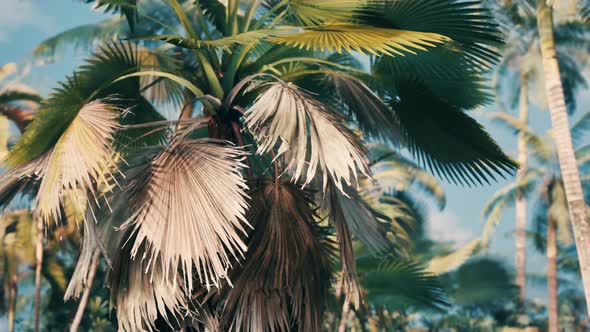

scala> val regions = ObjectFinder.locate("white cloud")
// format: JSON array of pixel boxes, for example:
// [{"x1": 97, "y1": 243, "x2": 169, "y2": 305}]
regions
[
  {"x1": 427, "y1": 210, "x2": 475, "y2": 247},
  {"x1": 0, "y1": 0, "x2": 55, "y2": 41}
]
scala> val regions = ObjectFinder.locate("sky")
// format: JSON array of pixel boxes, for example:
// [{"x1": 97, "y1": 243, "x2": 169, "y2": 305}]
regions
[{"x1": 2, "y1": 0, "x2": 587, "y2": 305}]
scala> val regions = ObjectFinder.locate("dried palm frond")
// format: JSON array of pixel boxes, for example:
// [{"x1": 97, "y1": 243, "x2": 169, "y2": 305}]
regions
[
  {"x1": 0, "y1": 100, "x2": 120, "y2": 224},
  {"x1": 34, "y1": 100, "x2": 120, "y2": 223},
  {"x1": 221, "y1": 179, "x2": 332, "y2": 332},
  {"x1": 120, "y1": 138, "x2": 250, "y2": 290},
  {"x1": 245, "y1": 80, "x2": 369, "y2": 192},
  {"x1": 110, "y1": 241, "x2": 191, "y2": 332},
  {"x1": 325, "y1": 183, "x2": 361, "y2": 309}
]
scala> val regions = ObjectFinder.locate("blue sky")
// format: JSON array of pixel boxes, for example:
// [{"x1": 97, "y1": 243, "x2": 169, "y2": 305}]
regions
[{"x1": 2, "y1": 0, "x2": 587, "y2": 304}]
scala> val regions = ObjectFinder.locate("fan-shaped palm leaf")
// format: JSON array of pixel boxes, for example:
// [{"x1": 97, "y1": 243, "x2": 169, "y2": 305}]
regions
[
  {"x1": 120, "y1": 138, "x2": 249, "y2": 290},
  {"x1": 245, "y1": 80, "x2": 369, "y2": 191},
  {"x1": 269, "y1": 24, "x2": 449, "y2": 56},
  {"x1": 134, "y1": 28, "x2": 293, "y2": 50},
  {"x1": 328, "y1": 74, "x2": 405, "y2": 144},
  {"x1": 110, "y1": 242, "x2": 191, "y2": 332},
  {"x1": 221, "y1": 180, "x2": 332, "y2": 332},
  {"x1": 267, "y1": 0, "x2": 364, "y2": 26},
  {"x1": 85, "y1": 0, "x2": 138, "y2": 32},
  {"x1": 0, "y1": 100, "x2": 120, "y2": 224},
  {"x1": 356, "y1": 256, "x2": 449, "y2": 310}
]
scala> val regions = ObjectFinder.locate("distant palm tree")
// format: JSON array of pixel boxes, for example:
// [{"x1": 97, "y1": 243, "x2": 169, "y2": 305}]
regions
[
  {"x1": 489, "y1": 0, "x2": 589, "y2": 310},
  {"x1": 2, "y1": 1, "x2": 516, "y2": 330},
  {"x1": 535, "y1": 1, "x2": 590, "y2": 321},
  {"x1": 483, "y1": 112, "x2": 590, "y2": 331}
]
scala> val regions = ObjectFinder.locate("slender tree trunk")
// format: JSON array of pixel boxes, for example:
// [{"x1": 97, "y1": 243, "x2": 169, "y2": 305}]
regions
[
  {"x1": 547, "y1": 219, "x2": 559, "y2": 332},
  {"x1": 515, "y1": 74, "x2": 529, "y2": 311},
  {"x1": 7, "y1": 271, "x2": 18, "y2": 332},
  {"x1": 338, "y1": 302, "x2": 351, "y2": 332},
  {"x1": 70, "y1": 249, "x2": 101, "y2": 332},
  {"x1": 537, "y1": 0, "x2": 590, "y2": 317},
  {"x1": 33, "y1": 218, "x2": 44, "y2": 332}
]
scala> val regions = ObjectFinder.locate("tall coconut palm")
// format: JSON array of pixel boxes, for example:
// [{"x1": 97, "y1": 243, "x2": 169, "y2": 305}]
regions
[
  {"x1": 0, "y1": 63, "x2": 43, "y2": 331},
  {"x1": 488, "y1": 0, "x2": 589, "y2": 309},
  {"x1": 535, "y1": 0, "x2": 590, "y2": 316},
  {"x1": 3, "y1": 1, "x2": 516, "y2": 330},
  {"x1": 482, "y1": 111, "x2": 590, "y2": 331}
]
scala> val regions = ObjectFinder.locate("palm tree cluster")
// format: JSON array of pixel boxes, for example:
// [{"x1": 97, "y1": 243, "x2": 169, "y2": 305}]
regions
[{"x1": 6, "y1": 0, "x2": 590, "y2": 331}]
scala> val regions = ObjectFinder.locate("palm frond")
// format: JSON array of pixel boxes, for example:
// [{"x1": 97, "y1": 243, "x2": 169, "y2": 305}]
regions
[
  {"x1": 357, "y1": 0, "x2": 503, "y2": 68},
  {"x1": 267, "y1": 0, "x2": 364, "y2": 26},
  {"x1": 221, "y1": 180, "x2": 332, "y2": 332},
  {"x1": 135, "y1": 28, "x2": 292, "y2": 50},
  {"x1": 481, "y1": 168, "x2": 542, "y2": 244},
  {"x1": 328, "y1": 74, "x2": 405, "y2": 144},
  {"x1": 85, "y1": 0, "x2": 138, "y2": 32},
  {"x1": 0, "y1": 63, "x2": 17, "y2": 82},
  {"x1": 326, "y1": 182, "x2": 393, "y2": 255},
  {"x1": 30, "y1": 17, "x2": 127, "y2": 64},
  {"x1": 245, "y1": 80, "x2": 369, "y2": 192},
  {"x1": 369, "y1": 147, "x2": 446, "y2": 210},
  {"x1": 572, "y1": 111, "x2": 590, "y2": 145},
  {"x1": 120, "y1": 138, "x2": 249, "y2": 290},
  {"x1": 446, "y1": 258, "x2": 517, "y2": 307},
  {"x1": 388, "y1": 79, "x2": 516, "y2": 185},
  {"x1": 0, "y1": 84, "x2": 41, "y2": 105},
  {"x1": 426, "y1": 239, "x2": 482, "y2": 275},
  {"x1": 110, "y1": 242, "x2": 191, "y2": 332},
  {"x1": 0, "y1": 100, "x2": 120, "y2": 225},
  {"x1": 269, "y1": 24, "x2": 449, "y2": 56},
  {"x1": 356, "y1": 256, "x2": 449, "y2": 310}
]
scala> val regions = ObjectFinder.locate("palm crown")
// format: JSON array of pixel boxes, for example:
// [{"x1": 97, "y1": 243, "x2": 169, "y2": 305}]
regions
[{"x1": 1, "y1": 0, "x2": 517, "y2": 331}]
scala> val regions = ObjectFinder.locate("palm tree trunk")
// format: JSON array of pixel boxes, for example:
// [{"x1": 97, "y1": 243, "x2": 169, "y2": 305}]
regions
[
  {"x1": 7, "y1": 271, "x2": 18, "y2": 332},
  {"x1": 537, "y1": 0, "x2": 590, "y2": 317},
  {"x1": 515, "y1": 74, "x2": 529, "y2": 311},
  {"x1": 547, "y1": 219, "x2": 559, "y2": 332},
  {"x1": 70, "y1": 248, "x2": 100, "y2": 332},
  {"x1": 33, "y1": 218, "x2": 44, "y2": 332}
]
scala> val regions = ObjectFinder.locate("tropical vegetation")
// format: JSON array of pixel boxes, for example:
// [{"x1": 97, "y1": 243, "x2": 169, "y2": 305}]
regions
[{"x1": 0, "y1": 0, "x2": 588, "y2": 331}]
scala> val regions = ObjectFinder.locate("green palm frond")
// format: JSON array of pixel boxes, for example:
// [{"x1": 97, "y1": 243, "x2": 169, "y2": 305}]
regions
[
  {"x1": 222, "y1": 180, "x2": 332, "y2": 332},
  {"x1": 266, "y1": 0, "x2": 364, "y2": 26},
  {"x1": 427, "y1": 239, "x2": 482, "y2": 275},
  {"x1": 30, "y1": 17, "x2": 127, "y2": 64},
  {"x1": 0, "y1": 86, "x2": 42, "y2": 105},
  {"x1": 445, "y1": 258, "x2": 517, "y2": 307},
  {"x1": 481, "y1": 168, "x2": 542, "y2": 244},
  {"x1": 328, "y1": 74, "x2": 405, "y2": 144},
  {"x1": 85, "y1": 0, "x2": 138, "y2": 32},
  {"x1": 356, "y1": 256, "x2": 449, "y2": 311},
  {"x1": 572, "y1": 111, "x2": 590, "y2": 145},
  {"x1": 269, "y1": 24, "x2": 449, "y2": 56},
  {"x1": 385, "y1": 79, "x2": 516, "y2": 185},
  {"x1": 357, "y1": 0, "x2": 503, "y2": 67},
  {"x1": 197, "y1": 0, "x2": 227, "y2": 34},
  {"x1": 134, "y1": 28, "x2": 292, "y2": 50},
  {"x1": 325, "y1": 181, "x2": 393, "y2": 257},
  {"x1": 369, "y1": 147, "x2": 446, "y2": 210},
  {"x1": 10, "y1": 43, "x2": 167, "y2": 167}
]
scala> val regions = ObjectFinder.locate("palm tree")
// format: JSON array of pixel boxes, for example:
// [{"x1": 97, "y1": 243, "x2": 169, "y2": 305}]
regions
[
  {"x1": 3, "y1": 1, "x2": 516, "y2": 330},
  {"x1": 0, "y1": 63, "x2": 44, "y2": 331},
  {"x1": 535, "y1": 0, "x2": 590, "y2": 316},
  {"x1": 483, "y1": 111, "x2": 590, "y2": 331},
  {"x1": 489, "y1": 0, "x2": 589, "y2": 310}
]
